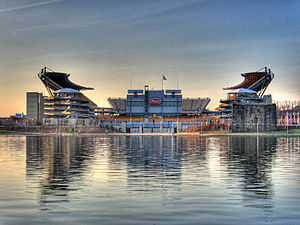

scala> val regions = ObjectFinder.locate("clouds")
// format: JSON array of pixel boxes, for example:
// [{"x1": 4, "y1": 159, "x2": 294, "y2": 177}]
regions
[
  {"x1": 0, "y1": 0, "x2": 65, "y2": 13},
  {"x1": 0, "y1": 0, "x2": 299, "y2": 115},
  {"x1": 1, "y1": 0, "x2": 299, "y2": 68}
]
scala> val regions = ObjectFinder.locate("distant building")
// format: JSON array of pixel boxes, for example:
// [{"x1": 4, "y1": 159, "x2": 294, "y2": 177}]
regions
[
  {"x1": 26, "y1": 92, "x2": 44, "y2": 122},
  {"x1": 276, "y1": 101, "x2": 300, "y2": 126}
]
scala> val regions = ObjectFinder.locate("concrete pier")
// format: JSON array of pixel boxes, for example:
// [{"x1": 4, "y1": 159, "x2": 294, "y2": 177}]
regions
[{"x1": 232, "y1": 103, "x2": 277, "y2": 132}]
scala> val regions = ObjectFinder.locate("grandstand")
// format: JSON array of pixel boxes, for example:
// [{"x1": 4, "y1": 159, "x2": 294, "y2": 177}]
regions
[
  {"x1": 218, "y1": 67, "x2": 275, "y2": 117},
  {"x1": 44, "y1": 88, "x2": 96, "y2": 118},
  {"x1": 182, "y1": 98, "x2": 210, "y2": 115},
  {"x1": 107, "y1": 98, "x2": 126, "y2": 115},
  {"x1": 37, "y1": 67, "x2": 98, "y2": 119}
]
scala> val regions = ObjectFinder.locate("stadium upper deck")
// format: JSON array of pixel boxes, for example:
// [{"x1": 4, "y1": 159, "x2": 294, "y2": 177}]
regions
[
  {"x1": 218, "y1": 67, "x2": 275, "y2": 117},
  {"x1": 37, "y1": 67, "x2": 98, "y2": 118}
]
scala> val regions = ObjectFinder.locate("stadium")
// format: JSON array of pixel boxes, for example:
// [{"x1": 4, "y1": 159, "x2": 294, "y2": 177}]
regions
[
  {"x1": 22, "y1": 66, "x2": 281, "y2": 133},
  {"x1": 28, "y1": 67, "x2": 211, "y2": 120}
]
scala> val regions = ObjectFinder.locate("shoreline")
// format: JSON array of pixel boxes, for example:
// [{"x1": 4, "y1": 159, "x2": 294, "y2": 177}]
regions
[{"x1": 0, "y1": 130, "x2": 299, "y2": 137}]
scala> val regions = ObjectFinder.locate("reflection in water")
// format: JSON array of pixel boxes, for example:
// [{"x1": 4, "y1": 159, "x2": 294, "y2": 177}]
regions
[
  {"x1": 25, "y1": 135, "x2": 279, "y2": 211},
  {"x1": 125, "y1": 136, "x2": 182, "y2": 196},
  {"x1": 26, "y1": 136, "x2": 97, "y2": 209},
  {"x1": 227, "y1": 136, "x2": 277, "y2": 210},
  {"x1": 21, "y1": 135, "x2": 300, "y2": 224}
]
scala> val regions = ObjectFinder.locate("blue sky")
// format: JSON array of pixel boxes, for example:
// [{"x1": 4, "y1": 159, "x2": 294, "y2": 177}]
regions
[{"x1": 0, "y1": 0, "x2": 299, "y2": 116}]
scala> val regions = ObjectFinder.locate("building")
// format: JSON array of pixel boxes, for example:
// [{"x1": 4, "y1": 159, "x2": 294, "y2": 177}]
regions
[
  {"x1": 36, "y1": 67, "x2": 98, "y2": 119},
  {"x1": 108, "y1": 85, "x2": 210, "y2": 117},
  {"x1": 217, "y1": 67, "x2": 275, "y2": 117},
  {"x1": 216, "y1": 67, "x2": 277, "y2": 132},
  {"x1": 44, "y1": 88, "x2": 96, "y2": 118},
  {"x1": 126, "y1": 86, "x2": 182, "y2": 117},
  {"x1": 33, "y1": 68, "x2": 210, "y2": 119},
  {"x1": 276, "y1": 101, "x2": 300, "y2": 126},
  {"x1": 26, "y1": 92, "x2": 44, "y2": 122}
]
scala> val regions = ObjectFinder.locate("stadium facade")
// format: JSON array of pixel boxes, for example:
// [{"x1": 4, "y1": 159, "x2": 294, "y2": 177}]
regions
[
  {"x1": 108, "y1": 85, "x2": 210, "y2": 117},
  {"x1": 43, "y1": 88, "x2": 97, "y2": 118},
  {"x1": 23, "y1": 66, "x2": 279, "y2": 133}
]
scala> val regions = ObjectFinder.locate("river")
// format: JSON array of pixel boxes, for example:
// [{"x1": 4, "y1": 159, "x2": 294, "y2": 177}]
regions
[{"x1": 0, "y1": 135, "x2": 299, "y2": 225}]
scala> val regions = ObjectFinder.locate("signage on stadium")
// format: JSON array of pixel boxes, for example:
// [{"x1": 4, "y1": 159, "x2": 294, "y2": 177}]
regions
[{"x1": 149, "y1": 98, "x2": 161, "y2": 106}]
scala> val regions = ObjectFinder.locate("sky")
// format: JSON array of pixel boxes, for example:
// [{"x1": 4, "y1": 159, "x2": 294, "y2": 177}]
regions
[{"x1": 0, "y1": 0, "x2": 299, "y2": 116}]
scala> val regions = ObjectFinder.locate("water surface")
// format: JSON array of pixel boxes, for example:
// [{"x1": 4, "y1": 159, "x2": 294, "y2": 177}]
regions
[{"x1": 0, "y1": 135, "x2": 299, "y2": 225}]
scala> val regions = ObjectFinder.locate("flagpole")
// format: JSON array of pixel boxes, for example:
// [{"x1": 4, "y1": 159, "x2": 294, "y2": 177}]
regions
[{"x1": 162, "y1": 75, "x2": 167, "y2": 90}]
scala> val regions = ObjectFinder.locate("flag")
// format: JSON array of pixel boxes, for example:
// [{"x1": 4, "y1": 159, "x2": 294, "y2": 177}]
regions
[{"x1": 162, "y1": 75, "x2": 167, "y2": 80}]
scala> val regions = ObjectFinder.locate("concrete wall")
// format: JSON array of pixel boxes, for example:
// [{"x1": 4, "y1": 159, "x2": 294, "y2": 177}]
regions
[{"x1": 232, "y1": 103, "x2": 277, "y2": 132}]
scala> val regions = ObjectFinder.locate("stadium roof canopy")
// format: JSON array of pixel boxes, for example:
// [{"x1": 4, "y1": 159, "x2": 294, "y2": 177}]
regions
[
  {"x1": 224, "y1": 72, "x2": 266, "y2": 90},
  {"x1": 223, "y1": 67, "x2": 274, "y2": 97},
  {"x1": 38, "y1": 67, "x2": 93, "y2": 96}
]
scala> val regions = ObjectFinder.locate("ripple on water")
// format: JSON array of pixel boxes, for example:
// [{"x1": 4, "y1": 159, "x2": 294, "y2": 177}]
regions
[{"x1": 0, "y1": 135, "x2": 299, "y2": 224}]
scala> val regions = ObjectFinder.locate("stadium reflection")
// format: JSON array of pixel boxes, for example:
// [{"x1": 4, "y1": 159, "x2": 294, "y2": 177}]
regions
[
  {"x1": 26, "y1": 136, "x2": 97, "y2": 209},
  {"x1": 226, "y1": 136, "x2": 277, "y2": 210},
  {"x1": 124, "y1": 136, "x2": 183, "y2": 195},
  {"x1": 25, "y1": 135, "x2": 278, "y2": 212}
]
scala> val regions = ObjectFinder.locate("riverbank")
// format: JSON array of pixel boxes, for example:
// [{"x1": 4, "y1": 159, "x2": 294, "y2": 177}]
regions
[{"x1": 1, "y1": 129, "x2": 300, "y2": 137}]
